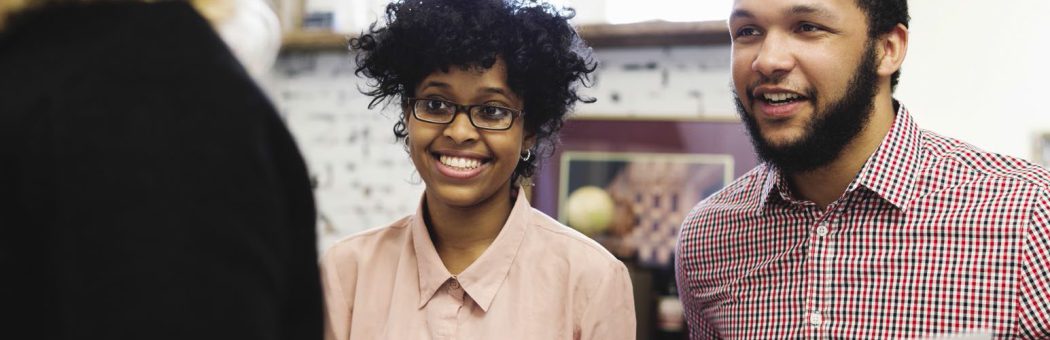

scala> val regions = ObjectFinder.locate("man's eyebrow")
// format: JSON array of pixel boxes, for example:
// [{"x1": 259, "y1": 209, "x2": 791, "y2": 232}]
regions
[
  {"x1": 729, "y1": 5, "x2": 840, "y2": 22},
  {"x1": 788, "y1": 4, "x2": 838, "y2": 20},
  {"x1": 729, "y1": 9, "x2": 755, "y2": 22}
]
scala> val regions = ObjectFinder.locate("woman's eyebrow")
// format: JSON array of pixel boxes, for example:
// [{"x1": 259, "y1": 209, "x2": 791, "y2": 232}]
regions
[
  {"x1": 480, "y1": 87, "x2": 509, "y2": 95},
  {"x1": 419, "y1": 81, "x2": 450, "y2": 91}
]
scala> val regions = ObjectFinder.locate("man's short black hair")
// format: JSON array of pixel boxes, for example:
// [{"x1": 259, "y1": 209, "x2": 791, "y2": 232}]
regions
[{"x1": 855, "y1": 0, "x2": 909, "y2": 91}]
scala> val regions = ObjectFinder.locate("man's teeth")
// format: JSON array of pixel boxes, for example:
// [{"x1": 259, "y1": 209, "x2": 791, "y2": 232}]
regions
[
  {"x1": 440, "y1": 155, "x2": 482, "y2": 169},
  {"x1": 763, "y1": 93, "x2": 800, "y2": 102}
]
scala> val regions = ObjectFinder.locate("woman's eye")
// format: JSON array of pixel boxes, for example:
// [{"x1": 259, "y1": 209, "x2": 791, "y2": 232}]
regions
[
  {"x1": 425, "y1": 100, "x2": 447, "y2": 110},
  {"x1": 479, "y1": 106, "x2": 510, "y2": 119}
]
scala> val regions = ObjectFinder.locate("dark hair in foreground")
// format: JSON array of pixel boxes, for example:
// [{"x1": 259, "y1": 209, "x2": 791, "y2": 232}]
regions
[
  {"x1": 350, "y1": 0, "x2": 597, "y2": 183},
  {"x1": 854, "y1": 0, "x2": 909, "y2": 91}
]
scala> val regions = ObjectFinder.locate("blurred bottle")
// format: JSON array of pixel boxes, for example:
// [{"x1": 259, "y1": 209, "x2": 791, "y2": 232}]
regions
[{"x1": 655, "y1": 267, "x2": 686, "y2": 339}]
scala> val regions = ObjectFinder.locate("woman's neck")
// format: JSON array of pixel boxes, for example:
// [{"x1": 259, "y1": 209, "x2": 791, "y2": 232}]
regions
[{"x1": 423, "y1": 187, "x2": 515, "y2": 275}]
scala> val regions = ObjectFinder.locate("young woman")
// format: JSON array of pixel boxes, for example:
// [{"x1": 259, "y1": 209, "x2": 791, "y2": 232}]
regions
[{"x1": 320, "y1": 0, "x2": 636, "y2": 339}]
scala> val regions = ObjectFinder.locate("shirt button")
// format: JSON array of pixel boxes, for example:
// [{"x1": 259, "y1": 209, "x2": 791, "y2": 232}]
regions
[
  {"x1": 816, "y1": 225, "x2": 829, "y2": 237},
  {"x1": 449, "y1": 280, "x2": 460, "y2": 290},
  {"x1": 809, "y1": 312, "x2": 823, "y2": 326}
]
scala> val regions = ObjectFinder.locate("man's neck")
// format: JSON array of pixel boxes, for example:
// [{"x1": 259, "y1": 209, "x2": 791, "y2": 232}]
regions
[
  {"x1": 790, "y1": 99, "x2": 897, "y2": 210},
  {"x1": 423, "y1": 189, "x2": 513, "y2": 275}
]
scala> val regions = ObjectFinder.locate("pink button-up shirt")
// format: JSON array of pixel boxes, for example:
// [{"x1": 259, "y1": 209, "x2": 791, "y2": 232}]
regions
[{"x1": 321, "y1": 192, "x2": 636, "y2": 340}]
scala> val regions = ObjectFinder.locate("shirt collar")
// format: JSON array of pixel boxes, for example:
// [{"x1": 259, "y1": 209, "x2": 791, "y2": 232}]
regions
[
  {"x1": 760, "y1": 163, "x2": 789, "y2": 209},
  {"x1": 758, "y1": 163, "x2": 787, "y2": 210},
  {"x1": 851, "y1": 103, "x2": 922, "y2": 210},
  {"x1": 412, "y1": 190, "x2": 531, "y2": 312},
  {"x1": 758, "y1": 102, "x2": 922, "y2": 210}
]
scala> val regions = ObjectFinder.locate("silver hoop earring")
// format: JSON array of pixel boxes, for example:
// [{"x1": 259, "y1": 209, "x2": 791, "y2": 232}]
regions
[{"x1": 521, "y1": 149, "x2": 532, "y2": 161}]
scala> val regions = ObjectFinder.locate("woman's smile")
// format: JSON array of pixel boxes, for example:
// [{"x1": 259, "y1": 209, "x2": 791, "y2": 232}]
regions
[{"x1": 433, "y1": 152, "x2": 491, "y2": 180}]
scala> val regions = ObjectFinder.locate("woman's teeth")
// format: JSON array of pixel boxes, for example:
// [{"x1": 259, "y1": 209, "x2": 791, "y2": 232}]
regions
[{"x1": 439, "y1": 155, "x2": 482, "y2": 170}]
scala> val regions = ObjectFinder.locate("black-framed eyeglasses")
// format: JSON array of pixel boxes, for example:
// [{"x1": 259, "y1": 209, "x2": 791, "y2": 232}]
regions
[{"x1": 406, "y1": 97, "x2": 523, "y2": 131}]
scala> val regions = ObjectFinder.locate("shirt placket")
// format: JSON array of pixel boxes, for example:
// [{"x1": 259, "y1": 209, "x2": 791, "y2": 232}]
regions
[
  {"x1": 430, "y1": 277, "x2": 466, "y2": 340},
  {"x1": 805, "y1": 203, "x2": 839, "y2": 339}
]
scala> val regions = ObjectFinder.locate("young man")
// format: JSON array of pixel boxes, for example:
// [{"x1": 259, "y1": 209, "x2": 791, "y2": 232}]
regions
[{"x1": 675, "y1": 0, "x2": 1050, "y2": 338}]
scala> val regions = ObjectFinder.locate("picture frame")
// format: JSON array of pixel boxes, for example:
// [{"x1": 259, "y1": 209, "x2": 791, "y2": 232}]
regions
[
  {"x1": 557, "y1": 151, "x2": 733, "y2": 267},
  {"x1": 558, "y1": 151, "x2": 734, "y2": 222},
  {"x1": 532, "y1": 118, "x2": 759, "y2": 268},
  {"x1": 1037, "y1": 132, "x2": 1050, "y2": 168}
]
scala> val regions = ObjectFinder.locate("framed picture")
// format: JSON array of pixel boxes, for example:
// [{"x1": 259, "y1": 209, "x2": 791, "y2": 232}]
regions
[
  {"x1": 558, "y1": 151, "x2": 733, "y2": 266},
  {"x1": 532, "y1": 118, "x2": 759, "y2": 268},
  {"x1": 1038, "y1": 132, "x2": 1050, "y2": 168}
]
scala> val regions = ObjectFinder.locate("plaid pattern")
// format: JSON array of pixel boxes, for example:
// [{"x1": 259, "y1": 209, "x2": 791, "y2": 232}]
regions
[{"x1": 675, "y1": 104, "x2": 1050, "y2": 339}]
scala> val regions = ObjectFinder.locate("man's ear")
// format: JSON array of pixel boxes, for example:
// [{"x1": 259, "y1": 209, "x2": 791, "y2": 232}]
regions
[{"x1": 877, "y1": 23, "x2": 909, "y2": 78}]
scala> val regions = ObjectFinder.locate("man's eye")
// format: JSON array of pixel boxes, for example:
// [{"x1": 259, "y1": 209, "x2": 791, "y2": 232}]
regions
[
  {"x1": 735, "y1": 27, "x2": 760, "y2": 38},
  {"x1": 798, "y1": 23, "x2": 822, "y2": 32}
]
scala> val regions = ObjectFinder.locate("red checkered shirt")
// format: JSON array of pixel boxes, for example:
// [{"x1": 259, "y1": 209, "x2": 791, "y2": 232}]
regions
[{"x1": 675, "y1": 104, "x2": 1050, "y2": 339}]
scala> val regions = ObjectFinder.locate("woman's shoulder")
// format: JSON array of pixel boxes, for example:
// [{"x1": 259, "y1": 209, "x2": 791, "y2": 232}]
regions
[
  {"x1": 322, "y1": 214, "x2": 415, "y2": 264},
  {"x1": 524, "y1": 208, "x2": 624, "y2": 270}
]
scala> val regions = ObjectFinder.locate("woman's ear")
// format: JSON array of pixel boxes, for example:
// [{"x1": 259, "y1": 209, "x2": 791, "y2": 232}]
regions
[
  {"x1": 523, "y1": 132, "x2": 537, "y2": 153},
  {"x1": 401, "y1": 103, "x2": 412, "y2": 126}
]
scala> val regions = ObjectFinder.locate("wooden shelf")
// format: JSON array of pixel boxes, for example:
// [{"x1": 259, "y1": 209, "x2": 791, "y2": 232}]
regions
[
  {"x1": 281, "y1": 20, "x2": 729, "y2": 51},
  {"x1": 578, "y1": 20, "x2": 729, "y2": 48},
  {"x1": 569, "y1": 114, "x2": 740, "y2": 123},
  {"x1": 281, "y1": 30, "x2": 350, "y2": 51}
]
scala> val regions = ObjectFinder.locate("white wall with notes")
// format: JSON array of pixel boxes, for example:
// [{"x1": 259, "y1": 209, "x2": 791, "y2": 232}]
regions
[{"x1": 265, "y1": 51, "x2": 423, "y2": 250}]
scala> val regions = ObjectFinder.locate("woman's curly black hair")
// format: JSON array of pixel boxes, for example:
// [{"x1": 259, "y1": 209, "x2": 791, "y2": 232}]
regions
[{"x1": 350, "y1": 0, "x2": 597, "y2": 185}]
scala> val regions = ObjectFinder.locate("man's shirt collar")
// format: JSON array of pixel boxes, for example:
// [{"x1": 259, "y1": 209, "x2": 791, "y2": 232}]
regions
[{"x1": 759, "y1": 102, "x2": 922, "y2": 210}]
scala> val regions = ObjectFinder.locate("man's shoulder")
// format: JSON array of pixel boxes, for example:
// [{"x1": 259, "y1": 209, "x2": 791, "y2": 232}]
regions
[
  {"x1": 685, "y1": 164, "x2": 772, "y2": 219},
  {"x1": 922, "y1": 130, "x2": 1050, "y2": 192}
]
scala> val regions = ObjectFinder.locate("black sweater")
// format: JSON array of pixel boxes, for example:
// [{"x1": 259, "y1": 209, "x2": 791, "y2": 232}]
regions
[{"x1": 0, "y1": 2, "x2": 322, "y2": 339}]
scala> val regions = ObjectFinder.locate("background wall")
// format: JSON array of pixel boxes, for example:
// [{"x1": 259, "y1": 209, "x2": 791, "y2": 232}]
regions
[
  {"x1": 285, "y1": 0, "x2": 1050, "y2": 162},
  {"x1": 896, "y1": 0, "x2": 1050, "y2": 163},
  {"x1": 263, "y1": 52, "x2": 422, "y2": 250}
]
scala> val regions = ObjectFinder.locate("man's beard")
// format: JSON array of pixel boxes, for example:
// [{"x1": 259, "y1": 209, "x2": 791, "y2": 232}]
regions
[{"x1": 734, "y1": 42, "x2": 880, "y2": 174}]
